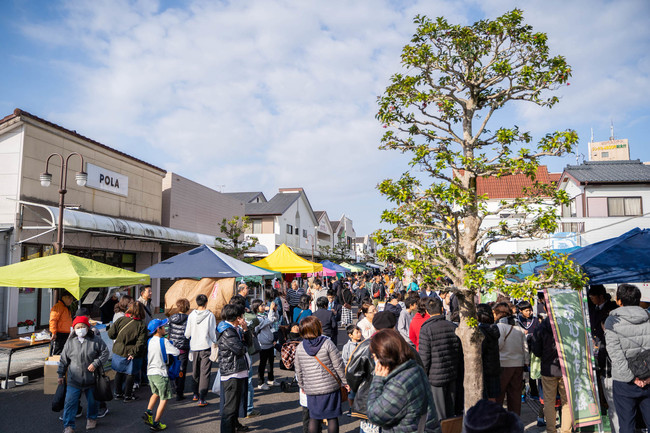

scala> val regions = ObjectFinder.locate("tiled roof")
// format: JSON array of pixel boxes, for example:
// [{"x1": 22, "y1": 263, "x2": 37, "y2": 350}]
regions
[
  {"x1": 314, "y1": 211, "x2": 325, "y2": 221},
  {"x1": 223, "y1": 192, "x2": 266, "y2": 204},
  {"x1": 331, "y1": 221, "x2": 340, "y2": 232},
  {"x1": 549, "y1": 172, "x2": 562, "y2": 184},
  {"x1": 476, "y1": 166, "x2": 553, "y2": 199},
  {"x1": 563, "y1": 160, "x2": 650, "y2": 184},
  {"x1": 245, "y1": 193, "x2": 300, "y2": 216},
  {"x1": 0, "y1": 109, "x2": 165, "y2": 172}
]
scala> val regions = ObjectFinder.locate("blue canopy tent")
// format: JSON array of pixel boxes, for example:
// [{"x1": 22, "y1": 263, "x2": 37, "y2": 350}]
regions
[
  {"x1": 563, "y1": 228, "x2": 650, "y2": 285},
  {"x1": 320, "y1": 260, "x2": 350, "y2": 273},
  {"x1": 140, "y1": 244, "x2": 276, "y2": 279},
  {"x1": 511, "y1": 247, "x2": 581, "y2": 281}
]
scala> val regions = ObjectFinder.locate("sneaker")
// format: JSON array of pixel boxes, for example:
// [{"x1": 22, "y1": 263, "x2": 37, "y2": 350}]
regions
[
  {"x1": 198, "y1": 400, "x2": 208, "y2": 407},
  {"x1": 97, "y1": 407, "x2": 109, "y2": 418},
  {"x1": 257, "y1": 383, "x2": 270, "y2": 391},
  {"x1": 143, "y1": 411, "x2": 154, "y2": 426},
  {"x1": 123, "y1": 395, "x2": 138, "y2": 403},
  {"x1": 86, "y1": 419, "x2": 97, "y2": 430},
  {"x1": 536, "y1": 417, "x2": 546, "y2": 427},
  {"x1": 236, "y1": 425, "x2": 250, "y2": 432},
  {"x1": 267, "y1": 380, "x2": 280, "y2": 387},
  {"x1": 150, "y1": 421, "x2": 167, "y2": 431},
  {"x1": 114, "y1": 393, "x2": 124, "y2": 400},
  {"x1": 246, "y1": 409, "x2": 261, "y2": 418},
  {"x1": 63, "y1": 427, "x2": 75, "y2": 433},
  {"x1": 133, "y1": 383, "x2": 140, "y2": 390},
  {"x1": 192, "y1": 394, "x2": 199, "y2": 402}
]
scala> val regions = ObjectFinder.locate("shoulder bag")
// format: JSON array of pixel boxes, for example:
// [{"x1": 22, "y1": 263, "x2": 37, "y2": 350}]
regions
[
  {"x1": 620, "y1": 333, "x2": 650, "y2": 380},
  {"x1": 314, "y1": 355, "x2": 348, "y2": 402}
]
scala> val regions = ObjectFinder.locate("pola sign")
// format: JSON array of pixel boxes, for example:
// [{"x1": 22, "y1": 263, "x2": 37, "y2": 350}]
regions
[{"x1": 86, "y1": 163, "x2": 129, "y2": 197}]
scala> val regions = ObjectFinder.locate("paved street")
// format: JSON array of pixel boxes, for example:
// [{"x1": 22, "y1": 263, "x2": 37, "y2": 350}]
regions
[{"x1": 0, "y1": 357, "x2": 361, "y2": 433}]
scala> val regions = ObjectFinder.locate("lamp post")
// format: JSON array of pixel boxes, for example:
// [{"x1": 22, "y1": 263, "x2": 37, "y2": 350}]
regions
[{"x1": 40, "y1": 152, "x2": 87, "y2": 253}]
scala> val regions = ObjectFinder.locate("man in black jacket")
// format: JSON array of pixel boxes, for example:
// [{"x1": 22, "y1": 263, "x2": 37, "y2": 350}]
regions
[
  {"x1": 217, "y1": 304, "x2": 251, "y2": 433},
  {"x1": 418, "y1": 296, "x2": 462, "y2": 421},
  {"x1": 531, "y1": 317, "x2": 571, "y2": 433}
]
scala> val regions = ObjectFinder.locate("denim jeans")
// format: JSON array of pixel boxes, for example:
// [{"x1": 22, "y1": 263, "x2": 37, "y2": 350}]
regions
[
  {"x1": 247, "y1": 365, "x2": 254, "y2": 414},
  {"x1": 63, "y1": 386, "x2": 98, "y2": 428}
]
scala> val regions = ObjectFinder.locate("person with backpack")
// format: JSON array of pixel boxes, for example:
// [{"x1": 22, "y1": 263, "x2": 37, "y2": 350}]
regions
[
  {"x1": 252, "y1": 298, "x2": 279, "y2": 390},
  {"x1": 604, "y1": 284, "x2": 650, "y2": 433},
  {"x1": 142, "y1": 319, "x2": 179, "y2": 431}
]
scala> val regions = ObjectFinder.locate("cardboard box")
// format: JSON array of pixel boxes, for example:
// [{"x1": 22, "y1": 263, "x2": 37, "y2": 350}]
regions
[{"x1": 44, "y1": 355, "x2": 60, "y2": 395}]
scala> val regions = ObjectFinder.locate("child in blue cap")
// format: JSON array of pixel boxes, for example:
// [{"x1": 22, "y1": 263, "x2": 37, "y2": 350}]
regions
[{"x1": 143, "y1": 318, "x2": 179, "y2": 431}]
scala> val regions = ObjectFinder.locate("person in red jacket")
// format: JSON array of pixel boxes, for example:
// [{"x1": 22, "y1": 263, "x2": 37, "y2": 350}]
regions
[{"x1": 408, "y1": 298, "x2": 430, "y2": 350}]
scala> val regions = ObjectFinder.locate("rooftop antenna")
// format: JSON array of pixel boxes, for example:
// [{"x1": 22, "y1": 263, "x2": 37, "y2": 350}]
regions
[{"x1": 610, "y1": 120, "x2": 614, "y2": 140}]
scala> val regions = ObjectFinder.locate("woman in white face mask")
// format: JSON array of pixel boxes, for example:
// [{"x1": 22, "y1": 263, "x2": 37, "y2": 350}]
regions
[{"x1": 58, "y1": 315, "x2": 109, "y2": 433}]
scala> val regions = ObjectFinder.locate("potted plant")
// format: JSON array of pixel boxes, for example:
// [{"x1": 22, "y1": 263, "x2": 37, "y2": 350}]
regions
[{"x1": 17, "y1": 319, "x2": 35, "y2": 334}]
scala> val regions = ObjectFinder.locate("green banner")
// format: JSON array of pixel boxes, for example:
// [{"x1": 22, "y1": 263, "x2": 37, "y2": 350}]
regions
[{"x1": 544, "y1": 288, "x2": 601, "y2": 428}]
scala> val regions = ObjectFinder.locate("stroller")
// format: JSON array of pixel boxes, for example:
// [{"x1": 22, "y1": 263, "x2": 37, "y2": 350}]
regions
[{"x1": 279, "y1": 340, "x2": 300, "y2": 392}]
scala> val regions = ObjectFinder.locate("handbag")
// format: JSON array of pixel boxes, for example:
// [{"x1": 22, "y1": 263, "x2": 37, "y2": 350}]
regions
[
  {"x1": 93, "y1": 365, "x2": 113, "y2": 402},
  {"x1": 160, "y1": 337, "x2": 182, "y2": 380},
  {"x1": 314, "y1": 355, "x2": 348, "y2": 402},
  {"x1": 52, "y1": 380, "x2": 67, "y2": 412}
]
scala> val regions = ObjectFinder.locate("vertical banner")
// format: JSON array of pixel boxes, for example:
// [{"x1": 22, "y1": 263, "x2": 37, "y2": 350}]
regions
[{"x1": 544, "y1": 288, "x2": 601, "y2": 428}]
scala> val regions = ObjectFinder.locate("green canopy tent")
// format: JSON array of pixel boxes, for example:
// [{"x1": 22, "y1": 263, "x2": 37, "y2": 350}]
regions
[
  {"x1": 241, "y1": 265, "x2": 282, "y2": 284},
  {"x1": 340, "y1": 262, "x2": 367, "y2": 273},
  {"x1": 0, "y1": 253, "x2": 150, "y2": 299}
]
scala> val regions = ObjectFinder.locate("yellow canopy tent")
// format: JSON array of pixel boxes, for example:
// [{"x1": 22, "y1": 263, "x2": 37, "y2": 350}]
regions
[
  {"x1": 0, "y1": 253, "x2": 150, "y2": 299},
  {"x1": 252, "y1": 244, "x2": 323, "y2": 273}
]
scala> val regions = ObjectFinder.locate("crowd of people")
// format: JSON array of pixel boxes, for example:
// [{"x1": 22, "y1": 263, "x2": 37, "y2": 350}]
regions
[{"x1": 49, "y1": 273, "x2": 650, "y2": 433}]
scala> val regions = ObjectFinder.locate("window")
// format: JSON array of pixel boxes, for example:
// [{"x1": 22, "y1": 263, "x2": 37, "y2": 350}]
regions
[
  {"x1": 561, "y1": 199, "x2": 577, "y2": 218},
  {"x1": 251, "y1": 219, "x2": 262, "y2": 234},
  {"x1": 601, "y1": 152, "x2": 609, "y2": 158},
  {"x1": 302, "y1": 229, "x2": 307, "y2": 238},
  {"x1": 286, "y1": 224, "x2": 293, "y2": 234},
  {"x1": 295, "y1": 227, "x2": 299, "y2": 235},
  {"x1": 608, "y1": 197, "x2": 642, "y2": 217}
]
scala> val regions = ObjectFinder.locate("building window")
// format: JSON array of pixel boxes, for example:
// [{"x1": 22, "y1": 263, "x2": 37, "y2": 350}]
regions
[
  {"x1": 294, "y1": 227, "x2": 299, "y2": 235},
  {"x1": 251, "y1": 219, "x2": 262, "y2": 234},
  {"x1": 302, "y1": 229, "x2": 307, "y2": 238},
  {"x1": 561, "y1": 199, "x2": 577, "y2": 218},
  {"x1": 286, "y1": 224, "x2": 293, "y2": 234},
  {"x1": 601, "y1": 152, "x2": 609, "y2": 158},
  {"x1": 608, "y1": 197, "x2": 642, "y2": 217}
]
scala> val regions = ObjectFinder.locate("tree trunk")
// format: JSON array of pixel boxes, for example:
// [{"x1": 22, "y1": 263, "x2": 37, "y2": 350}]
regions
[{"x1": 455, "y1": 289, "x2": 484, "y2": 411}]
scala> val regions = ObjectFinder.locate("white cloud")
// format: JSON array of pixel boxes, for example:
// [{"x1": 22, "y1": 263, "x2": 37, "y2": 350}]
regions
[{"x1": 12, "y1": 0, "x2": 650, "y2": 234}]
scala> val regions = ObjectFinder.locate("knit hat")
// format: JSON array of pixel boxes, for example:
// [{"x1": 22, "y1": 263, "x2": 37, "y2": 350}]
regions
[
  {"x1": 372, "y1": 311, "x2": 397, "y2": 330},
  {"x1": 72, "y1": 315, "x2": 90, "y2": 328},
  {"x1": 462, "y1": 400, "x2": 524, "y2": 433}
]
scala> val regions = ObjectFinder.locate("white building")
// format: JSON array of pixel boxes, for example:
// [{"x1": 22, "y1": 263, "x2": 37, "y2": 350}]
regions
[
  {"x1": 355, "y1": 235, "x2": 377, "y2": 261},
  {"x1": 557, "y1": 159, "x2": 650, "y2": 246},
  {"x1": 314, "y1": 211, "x2": 334, "y2": 252},
  {"x1": 331, "y1": 214, "x2": 357, "y2": 260},
  {"x1": 228, "y1": 188, "x2": 319, "y2": 259}
]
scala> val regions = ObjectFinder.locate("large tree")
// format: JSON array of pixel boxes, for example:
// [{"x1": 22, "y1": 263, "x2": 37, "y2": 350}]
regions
[
  {"x1": 216, "y1": 216, "x2": 259, "y2": 261},
  {"x1": 375, "y1": 9, "x2": 586, "y2": 408}
]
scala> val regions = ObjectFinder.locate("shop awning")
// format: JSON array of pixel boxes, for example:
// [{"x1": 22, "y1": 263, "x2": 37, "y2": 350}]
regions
[
  {"x1": 18, "y1": 201, "x2": 267, "y2": 252},
  {"x1": 252, "y1": 244, "x2": 323, "y2": 273},
  {"x1": 320, "y1": 260, "x2": 350, "y2": 273},
  {"x1": 140, "y1": 244, "x2": 277, "y2": 279},
  {"x1": 0, "y1": 253, "x2": 150, "y2": 299}
]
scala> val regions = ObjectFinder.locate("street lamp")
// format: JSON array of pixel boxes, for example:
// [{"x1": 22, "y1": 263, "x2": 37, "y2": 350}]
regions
[{"x1": 40, "y1": 152, "x2": 87, "y2": 253}]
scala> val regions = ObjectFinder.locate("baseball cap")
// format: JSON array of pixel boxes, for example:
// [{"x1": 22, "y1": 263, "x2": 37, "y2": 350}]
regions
[{"x1": 147, "y1": 318, "x2": 168, "y2": 335}]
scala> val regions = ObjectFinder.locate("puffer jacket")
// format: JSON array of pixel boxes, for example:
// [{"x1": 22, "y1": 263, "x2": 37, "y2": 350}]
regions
[
  {"x1": 346, "y1": 336, "x2": 423, "y2": 419},
  {"x1": 367, "y1": 359, "x2": 441, "y2": 433},
  {"x1": 58, "y1": 331, "x2": 109, "y2": 389},
  {"x1": 418, "y1": 315, "x2": 462, "y2": 387},
  {"x1": 295, "y1": 336, "x2": 346, "y2": 396},
  {"x1": 217, "y1": 321, "x2": 250, "y2": 376},
  {"x1": 479, "y1": 323, "x2": 501, "y2": 377},
  {"x1": 107, "y1": 316, "x2": 147, "y2": 358},
  {"x1": 168, "y1": 313, "x2": 190, "y2": 351},
  {"x1": 604, "y1": 306, "x2": 650, "y2": 382}
]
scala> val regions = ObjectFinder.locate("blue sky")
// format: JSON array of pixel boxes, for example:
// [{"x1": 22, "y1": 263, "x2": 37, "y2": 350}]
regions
[{"x1": 1, "y1": 0, "x2": 649, "y2": 236}]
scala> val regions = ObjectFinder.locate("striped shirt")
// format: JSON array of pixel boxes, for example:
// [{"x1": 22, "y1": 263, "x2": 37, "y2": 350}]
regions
[{"x1": 287, "y1": 287, "x2": 305, "y2": 306}]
